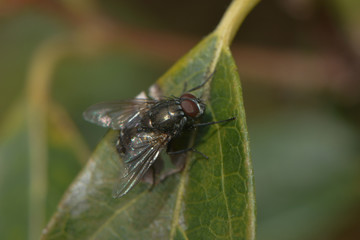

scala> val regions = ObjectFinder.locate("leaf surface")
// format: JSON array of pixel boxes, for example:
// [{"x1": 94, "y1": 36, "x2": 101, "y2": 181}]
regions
[
  {"x1": 42, "y1": 1, "x2": 257, "y2": 238},
  {"x1": 42, "y1": 32, "x2": 255, "y2": 240}
]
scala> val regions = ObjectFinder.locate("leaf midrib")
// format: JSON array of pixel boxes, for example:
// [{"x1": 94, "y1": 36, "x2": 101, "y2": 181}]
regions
[
  {"x1": 207, "y1": 101, "x2": 234, "y2": 240},
  {"x1": 169, "y1": 36, "x2": 229, "y2": 239}
]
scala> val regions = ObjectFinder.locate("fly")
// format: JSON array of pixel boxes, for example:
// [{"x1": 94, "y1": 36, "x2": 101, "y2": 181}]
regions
[{"x1": 83, "y1": 72, "x2": 235, "y2": 198}]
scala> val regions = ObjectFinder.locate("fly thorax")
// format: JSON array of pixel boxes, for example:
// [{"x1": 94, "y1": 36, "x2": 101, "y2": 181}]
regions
[{"x1": 149, "y1": 102, "x2": 185, "y2": 133}]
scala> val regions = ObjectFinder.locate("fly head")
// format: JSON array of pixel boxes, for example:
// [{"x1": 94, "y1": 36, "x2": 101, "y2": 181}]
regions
[{"x1": 180, "y1": 93, "x2": 206, "y2": 119}]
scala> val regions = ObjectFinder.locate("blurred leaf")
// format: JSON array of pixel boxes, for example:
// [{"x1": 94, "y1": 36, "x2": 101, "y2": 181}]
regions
[
  {"x1": 250, "y1": 107, "x2": 360, "y2": 240},
  {"x1": 42, "y1": 9, "x2": 257, "y2": 240},
  {"x1": 0, "y1": 100, "x2": 83, "y2": 240},
  {"x1": 0, "y1": 12, "x2": 73, "y2": 240},
  {"x1": 0, "y1": 101, "x2": 29, "y2": 240},
  {"x1": 0, "y1": 12, "x2": 66, "y2": 119}
]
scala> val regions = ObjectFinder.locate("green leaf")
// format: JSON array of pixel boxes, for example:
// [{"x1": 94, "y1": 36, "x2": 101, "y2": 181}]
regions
[
  {"x1": 42, "y1": 1, "x2": 258, "y2": 239},
  {"x1": 0, "y1": 99, "x2": 84, "y2": 240}
]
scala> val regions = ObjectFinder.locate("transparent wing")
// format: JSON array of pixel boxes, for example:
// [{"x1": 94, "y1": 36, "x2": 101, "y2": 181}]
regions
[
  {"x1": 83, "y1": 99, "x2": 156, "y2": 130},
  {"x1": 112, "y1": 132, "x2": 170, "y2": 198}
]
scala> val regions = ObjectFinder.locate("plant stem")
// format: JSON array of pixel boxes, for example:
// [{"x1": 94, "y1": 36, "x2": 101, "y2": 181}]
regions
[{"x1": 216, "y1": 0, "x2": 260, "y2": 47}]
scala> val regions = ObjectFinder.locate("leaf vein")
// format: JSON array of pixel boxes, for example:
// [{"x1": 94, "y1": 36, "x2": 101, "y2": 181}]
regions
[{"x1": 89, "y1": 191, "x2": 147, "y2": 239}]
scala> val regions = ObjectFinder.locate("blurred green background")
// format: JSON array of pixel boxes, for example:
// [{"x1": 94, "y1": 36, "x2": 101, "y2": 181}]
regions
[{"x1": 0, "y1": 0, "x2": 359, "y2": 240}]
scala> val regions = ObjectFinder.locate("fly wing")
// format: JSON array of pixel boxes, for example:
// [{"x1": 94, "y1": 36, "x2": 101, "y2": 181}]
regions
[
  {"x1": 83, "y1": 99, "x2": 156, "y2": 130},
  {"x1": 112, "y1": 132, "x2": 170, "y2": 198}
]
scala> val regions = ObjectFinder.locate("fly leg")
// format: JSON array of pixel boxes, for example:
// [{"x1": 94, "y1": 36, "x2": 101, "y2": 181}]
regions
[
  {"x1": 182, "y1": 70, "x2": 216, "y2": 93},
  {"x1": 159, "y1": 147, "x2": 209, "y2": 183},
  {"x1": 148, "y1": 166, "x2": 157, "y2": 192},
  {"x1": 142, "y1": 157, "x2": 163, "y2": 190},
  {"x1": 165, "y1": 117, "x2": 235, "y2": 162},
  {"x1": 182, "y1": 82, "x2": 188, "y2": 93},
  {"x1": 165, "y1": 116, "x2": 235, "y2": 161},
  {"x1": 159, "y1": 165, "x2": 185, "y2": 182},
  {"x1": 158, "y1": 117, "x2": 236, "y2": 182},
  {"x1": 156, "y1": 146, "x2": 206, "y2": 182}
]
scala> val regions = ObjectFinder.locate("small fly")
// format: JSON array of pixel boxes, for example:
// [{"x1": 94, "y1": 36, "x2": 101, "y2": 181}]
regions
[{"x1": 83, "y1": 72, "x2": 235, "y2": 198}]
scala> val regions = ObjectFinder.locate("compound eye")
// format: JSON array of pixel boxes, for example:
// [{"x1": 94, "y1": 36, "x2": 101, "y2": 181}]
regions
[
  {"x1": 181, "y1": 93, "x2": 196, "y2": 100},
  {"x1": 180, "y1": 93, "x2": 200, "y2": 118}
]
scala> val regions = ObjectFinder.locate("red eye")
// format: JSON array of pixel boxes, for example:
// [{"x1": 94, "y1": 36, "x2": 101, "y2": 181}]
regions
[
  {"x1": 180, "y1": 93, "x2": 200, "y2": 118},
  {"x1": 181, "y1": 93, "x2": 196, "y2": 99}
]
